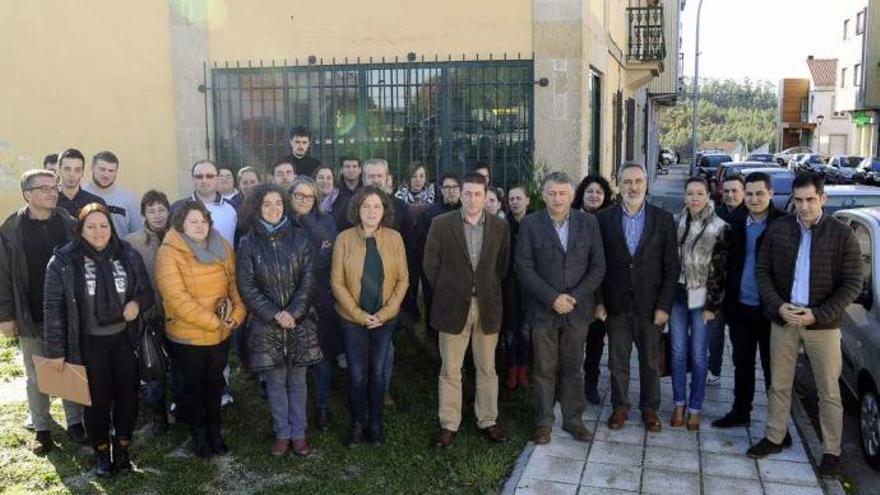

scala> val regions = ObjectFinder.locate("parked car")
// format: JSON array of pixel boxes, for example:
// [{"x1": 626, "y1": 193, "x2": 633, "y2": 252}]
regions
[
  {"x1": 826, "y1": 155, "x2": 865, "y2": 184},
  {"x1": 660, "y1": 148, "x2": 679, "y2": 166},
  {"x1": 785, "y1": 185, "x2": 880, "y2": 214},
  {"x1": 736, "y1": 167, "x2": 794, "y2": 209},
  {"x1": 696, "y1": 153, "x2": 733, "y2": 183},
  {"x1": 774, "y1": 146, "x2": 814, "y2": 166},
  {"x1": 835, "y1": 206, "x2": 880, "y2": 468},
  {"x1": 747, "y1": 153, "x2": 775, "y2": 163},
  {"x1": 854, "y1": 157, "x2": 880, "y2": 186},
  {"x1": 790, "y1": 154, "x2": 827, "y2": 174},
  {"x1": 713, "y1": 161, "x2": 775, "y2": 199}
]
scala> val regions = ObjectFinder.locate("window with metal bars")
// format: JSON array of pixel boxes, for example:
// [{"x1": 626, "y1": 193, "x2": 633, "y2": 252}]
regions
[{"x1": 210, "y1": 59, "x2": 535, "y2": 188}]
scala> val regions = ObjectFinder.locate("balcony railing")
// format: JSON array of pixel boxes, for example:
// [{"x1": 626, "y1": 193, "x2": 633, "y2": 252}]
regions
[{"x1": 627, "y1": 6, "x2": 666, "y2": 62}]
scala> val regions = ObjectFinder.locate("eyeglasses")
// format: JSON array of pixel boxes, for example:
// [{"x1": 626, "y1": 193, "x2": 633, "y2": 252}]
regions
[
  {"x1": 293, "y1": 193, "x2": 316, "y2": 201},
  {"x1": 193, "y1": 174, "x2": 217, "y2": 180},
  {"x1": 27, "y1": 185, "x2": 59, "y2": 194}
]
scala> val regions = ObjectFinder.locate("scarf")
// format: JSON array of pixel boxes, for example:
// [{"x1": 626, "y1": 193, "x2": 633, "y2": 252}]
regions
[
  {"x1": 675, "y1": 202, "x2": 726, "y2": 309},
  {"x1": 395, "y1": 183, "x2": 435, "y2": 205},
  {"x1": 75, "y1": 237, "x2": 126, "y2": 326},
  {"x1": 320, "y1": 188, "x2": 339, "y2": 213},
  {"x1": 182, "y1": 230, "x2": 227, "y2": 264}
]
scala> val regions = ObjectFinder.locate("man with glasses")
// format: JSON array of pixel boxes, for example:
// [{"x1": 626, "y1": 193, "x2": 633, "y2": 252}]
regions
[
  {"x1": 0, "y1": 170, "x2": 85, "y2": 454},
  {"x1": 416, "y1": 173, "x2": 462, "y2": 342},
  {"x1": 171, "y1": 160, "x2": 237, "y2": 245},
  {"x1": 55, "y1": 148, "x2": 106, "y2": 217},
  {"x1": 83, "y1": 151, "x2": 142, "y2": 237}
]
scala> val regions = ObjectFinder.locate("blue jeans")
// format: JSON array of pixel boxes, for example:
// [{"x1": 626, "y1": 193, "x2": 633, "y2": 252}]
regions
[
  {"x1": 341, "y1": 319, "x2": 395, "y2": 428},
  {"x1": 707, "y1": 311, "x2": 726, "y2": 376},
  {"x1": 309, "y1": 356, "x2": 332, "y2": 411},
  {"x1": 385, "y1": 341, "x2": 394, "y2": 393},
  {"x1": 263, "y1": 363, "x2": 308, "y2": 440},
  {"x1": 669, "y1": 288, "x2": 711, "y2": 413}
]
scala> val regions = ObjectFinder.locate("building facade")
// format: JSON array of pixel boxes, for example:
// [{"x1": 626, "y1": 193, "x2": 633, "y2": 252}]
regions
[
  {"x1": 835, "y1": 0, "x2": 880, "y2": 157},
  {"x1": 806, "y1": 57, "x2": 852, "y2": 155},
  {"x1": 0, "y1": 0, "x2": 680, "y2": 213},
  {"x1": 776, "y1": 78, "x2": 814, "y2": 151}
]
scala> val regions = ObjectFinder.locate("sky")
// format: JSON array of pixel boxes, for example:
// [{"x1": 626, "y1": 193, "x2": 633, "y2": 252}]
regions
[{"x1": 679, "y1": 0, "x2": 853, "y2": 83}]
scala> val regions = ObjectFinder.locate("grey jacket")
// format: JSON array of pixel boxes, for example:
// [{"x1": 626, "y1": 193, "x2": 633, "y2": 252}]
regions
[{"x1": 516, "y1": 209, "x2": 606, "y2": 328}]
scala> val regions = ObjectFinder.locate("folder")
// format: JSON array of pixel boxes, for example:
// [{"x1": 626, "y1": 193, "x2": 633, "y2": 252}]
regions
[{"x1": 32, "y1": 356, "x2": 92, "y2": 406}]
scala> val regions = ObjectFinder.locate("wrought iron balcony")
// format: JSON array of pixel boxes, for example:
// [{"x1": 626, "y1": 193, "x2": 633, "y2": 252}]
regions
[{"x1": 627, "y1": 5, "x2": 666, "y2": 63}]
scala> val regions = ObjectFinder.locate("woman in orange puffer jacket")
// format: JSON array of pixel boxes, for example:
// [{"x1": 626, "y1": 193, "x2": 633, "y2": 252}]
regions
[{"x1": 155, "y1": 200, "x2": 246, "y2": 459}]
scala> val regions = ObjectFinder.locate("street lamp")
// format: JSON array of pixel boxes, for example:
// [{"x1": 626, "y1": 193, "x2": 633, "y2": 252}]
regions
[
  {"x1": 690, "y1": 0, "x2": 706, "y2": 177},
  {"x1": 816, "y1": 114, "x2": 825, "y2": 153}
]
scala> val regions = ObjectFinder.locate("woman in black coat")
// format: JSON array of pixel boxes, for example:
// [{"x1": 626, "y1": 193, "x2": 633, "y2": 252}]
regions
[
  {"x1": 237, "y1": 183, "x2": 321, "y2": 457},
  {"x1": 573, "y1": 175, "x2": 614, "y2": 405},
  {"x1": 44, "y1": 203, "x2": 154, "y2": 478},
  {"x1": 289, "y1": 177, "x2": 340, "y2": 432}
]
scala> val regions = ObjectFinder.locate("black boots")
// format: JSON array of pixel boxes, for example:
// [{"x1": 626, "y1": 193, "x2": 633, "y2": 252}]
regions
[
  {"x1": 207, "y1": 425, "x2": 228, "y2": 455},
  {"x1": 94, "y1": 445, "x2": 113, "y2": 478},
  {"x1": 113, "y1": 438, "x2": 132, "y2": 472},
  {"x1": 191, "y1": 427, "x2": 212, "y2": 459}
]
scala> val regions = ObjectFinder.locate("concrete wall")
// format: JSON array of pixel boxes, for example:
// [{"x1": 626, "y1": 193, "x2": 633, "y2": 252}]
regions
[
  {"x1": 810, "y1": 88, "x2": 853, "y2": 154},
  {"x1": 0, "y1": 1, "x2": 179, "y2": 215}
]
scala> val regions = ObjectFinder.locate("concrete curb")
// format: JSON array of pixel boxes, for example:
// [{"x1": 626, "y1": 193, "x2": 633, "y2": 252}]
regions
[
  {"x1": 791, "y1": 392, "x2": 847, "y2": 495},
  {"x1": 500, "y1": 441, "x2": 535, "y2": 495}
]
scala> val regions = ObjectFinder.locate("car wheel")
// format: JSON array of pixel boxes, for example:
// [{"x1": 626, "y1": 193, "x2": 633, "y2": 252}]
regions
[{"x1": 860, "y1": 387, "x2": 880, "y2": 469}]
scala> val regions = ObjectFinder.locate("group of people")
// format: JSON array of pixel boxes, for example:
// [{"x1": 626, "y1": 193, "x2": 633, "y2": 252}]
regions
[{"x1": 0, "y1": 127, "x2": 862, "y2": 481}]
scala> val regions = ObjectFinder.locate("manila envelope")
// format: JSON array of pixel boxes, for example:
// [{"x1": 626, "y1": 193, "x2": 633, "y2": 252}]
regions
[{"x1": 32, "y1": 356, "x2": 92, "y2": 406}]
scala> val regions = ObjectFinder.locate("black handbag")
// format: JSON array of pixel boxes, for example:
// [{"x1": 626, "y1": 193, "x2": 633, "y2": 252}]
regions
[{"x1": 137, "y1": 319, "x2": 169, "y2": 381}]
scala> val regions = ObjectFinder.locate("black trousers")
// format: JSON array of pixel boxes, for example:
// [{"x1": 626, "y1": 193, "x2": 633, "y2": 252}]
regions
[
  {"x1": 171, "y1": 339, "x2": 230, "y2": 428},
  {"x1": 728, "y1": 302, "x2": 772, "y2": 415},
  {"x1": 83, "y1": 332, "x2": 139, "y2": 450},
  {"x1": 583, "y1": 318, "x2": 607, "y2": 388},
  {"x1": 607, "y1": 312, "x2": 661, "y2": 411}
]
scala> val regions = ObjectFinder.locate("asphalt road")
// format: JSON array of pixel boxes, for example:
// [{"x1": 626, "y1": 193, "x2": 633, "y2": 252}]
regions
[{"x1": 651, "y1": 165, "x2": 880, "y2": 493}]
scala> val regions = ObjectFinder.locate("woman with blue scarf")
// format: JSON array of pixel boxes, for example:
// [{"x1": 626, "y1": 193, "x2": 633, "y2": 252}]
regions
[{"x1": 237, "y1": 183, "x2": 322, "y2": 456}]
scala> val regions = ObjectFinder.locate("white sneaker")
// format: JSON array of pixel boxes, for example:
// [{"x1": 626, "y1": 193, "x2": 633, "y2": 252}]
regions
[
  {"x1": 337, "y1": 354, "x2": 348, "y2": 370},
  {"x1": 706, "y1": 373, "x2": 722, "y2": 386},
  {"x1": 221, "y1": 392, "x2": 234, "y2": 407}
]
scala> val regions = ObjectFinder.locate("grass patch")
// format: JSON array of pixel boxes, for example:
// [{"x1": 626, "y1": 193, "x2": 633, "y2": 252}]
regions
[
  {"x1": 0, "y1": 328, "x2": 533, "y2": 494},
  {"x1": 0, "y1": 336, "x2": 23, "y2": 380}
]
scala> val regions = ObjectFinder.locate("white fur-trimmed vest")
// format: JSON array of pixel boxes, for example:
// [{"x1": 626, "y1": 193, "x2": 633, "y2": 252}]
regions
[{"x1": 675, "y1": 202, "x2": 727, "y2": 309}]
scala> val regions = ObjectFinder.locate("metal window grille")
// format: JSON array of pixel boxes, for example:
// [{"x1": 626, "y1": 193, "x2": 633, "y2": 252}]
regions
[
  {"x1": 627, "y1": 5, "x2": 666, "y2": 62},
  {"x1": 211, "y1": 58, "x2": 534, "y2": 187}
]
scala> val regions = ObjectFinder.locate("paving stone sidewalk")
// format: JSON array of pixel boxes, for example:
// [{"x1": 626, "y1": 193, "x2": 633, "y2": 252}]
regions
[{"x1": 507, "y1": 337, "x2": 828, "y2": 495}]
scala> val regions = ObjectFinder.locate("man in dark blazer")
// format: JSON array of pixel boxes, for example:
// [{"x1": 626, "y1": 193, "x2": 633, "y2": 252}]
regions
[
  {"x1": 517, "y1": 172, "x2": 605, "y2": 444},
  {"x1": 424, "y1": 173, "x2": 510, "y2": 448},
  {"x1": 596, "y1": 161, "x2": 679, "y2": 433}
]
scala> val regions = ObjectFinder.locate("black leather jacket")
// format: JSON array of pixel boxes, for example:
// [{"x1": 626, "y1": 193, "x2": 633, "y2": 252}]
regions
[
  {"x1": 44, "y1": 240, "x2": 155, "y2": 364},
  {"x1": 237, "y1": 220, "x2": 321, "y2": 371}
]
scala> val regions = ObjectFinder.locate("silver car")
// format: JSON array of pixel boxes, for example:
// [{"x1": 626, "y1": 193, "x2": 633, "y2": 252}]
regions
[{"x1": 836, "y1": 207, "x2": 880, "y2": 468}]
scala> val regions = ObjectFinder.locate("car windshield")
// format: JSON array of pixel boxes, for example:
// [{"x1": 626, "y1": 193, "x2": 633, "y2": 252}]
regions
[
  {"x1": 844, "y1": 156, "x2": 863, "y2": 168},
  {"x1": 825, "y1": 194, "x2": 880, "y2": 211},
  {"x1": 702, "y1": 155, "x2": 732, "y2": 167},
  {"x1": 862, "y1": 158, "x2": 880, "y2": 171},
  {"x1": 748, "y1": 154, "x2": 773, "y2": 162},
  {"x1": 808, "y1": 155, "x2": 825, "y2": 164}
]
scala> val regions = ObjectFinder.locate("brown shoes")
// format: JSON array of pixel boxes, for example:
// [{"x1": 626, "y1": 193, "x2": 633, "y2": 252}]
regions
[
  {"x1": 533, "y1": 425, "x2": 552, "y2": 444},
  {"x1": 686, "y1": 412, "x2": 701, "y2": 431},
  {"x1": 436, "y1": 428, "x2": 456, "y2": 448},
  {"x1": 563, "y1": 424, "x2": 594, "y2": 443},
  {"x1": 479, "y1": 424, "x2": 509, "y2": 443},
  {"x1": 670, "y1": 406, "x2": 685, "y2": 428},
  {"x1": 642, "y1": 410, "x2": 662, "y2": 433},
  {"x1": 607, "y1": 407, "x2": 628, "y2": 430},
  {"x1": 271, "y1": 439, "x2": 289, "y2": 456}
]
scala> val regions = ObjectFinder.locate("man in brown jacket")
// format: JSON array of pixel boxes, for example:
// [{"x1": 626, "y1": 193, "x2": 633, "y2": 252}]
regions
[
  {"x1": 747, "y1": 174, "x2": 861, "y2": 479},
  {"x1": 424, "y1": 173, "x2": 510, "y2": 448}
]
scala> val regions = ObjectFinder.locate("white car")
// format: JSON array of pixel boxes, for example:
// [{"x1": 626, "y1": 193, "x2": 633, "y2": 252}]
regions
[
  {"x1": 836, "y1": 207, "x2": 880, "y2": 469},
  {"x1": 826, "y1": 155, "x2": 865, "y2": 184},
  {"x1": 775, "y1": 146, "x2": 814, "y2": 166}
]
